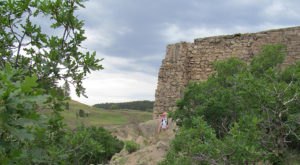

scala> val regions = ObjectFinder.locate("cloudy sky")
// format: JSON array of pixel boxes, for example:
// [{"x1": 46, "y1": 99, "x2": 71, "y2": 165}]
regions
[{"x1": 71, "y1": 0, "x2": 300, "y2": 105}]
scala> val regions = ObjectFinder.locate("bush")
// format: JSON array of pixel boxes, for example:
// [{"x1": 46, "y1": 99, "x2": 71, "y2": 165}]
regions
[
  {"x1": 61, "y1": 126, "x2": 124, "y2": 164},
  {"x1": 78, "y1": 109, "x2": 89, "y2": 117},
  {"x1": 124, "y1": 140, "x2": 140, "y2": 153},
  {"x1": 162, "y1": 44, "x2": 300, "y2": 164}
]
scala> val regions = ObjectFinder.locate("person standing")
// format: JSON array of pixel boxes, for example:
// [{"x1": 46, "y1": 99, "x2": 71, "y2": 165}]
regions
[{"x1": 157, "y1": 112, "x2": 168, "y2": 133}]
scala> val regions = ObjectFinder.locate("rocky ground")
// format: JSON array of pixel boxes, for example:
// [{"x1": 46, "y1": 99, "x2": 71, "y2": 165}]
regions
[{"x1": 108, "y1": 119, "x2": 176, "y2": 165}]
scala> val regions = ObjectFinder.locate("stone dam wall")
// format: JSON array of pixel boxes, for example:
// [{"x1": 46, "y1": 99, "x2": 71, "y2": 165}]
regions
[{"x1": 153, "y1": 26, "x2": 300, "y2": 118}]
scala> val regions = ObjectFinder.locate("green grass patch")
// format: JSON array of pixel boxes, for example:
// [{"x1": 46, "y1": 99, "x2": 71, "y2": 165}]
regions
[{"x1": 124, "y1": 140, "x2": 140, "y2": 153}]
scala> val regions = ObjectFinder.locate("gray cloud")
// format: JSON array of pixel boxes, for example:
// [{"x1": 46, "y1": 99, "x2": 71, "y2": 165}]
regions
[
  {"x1": 72, "y1": 0, "x2": 300, "y2": 104},
  {"x1": 79, "y1": 0, "x2": 300, "y2": 57}
]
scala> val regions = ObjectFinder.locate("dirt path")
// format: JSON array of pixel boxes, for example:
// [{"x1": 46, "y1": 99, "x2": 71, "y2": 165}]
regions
[{"x1": 108, "y1": 119, "x2": 176, "y2": 165}]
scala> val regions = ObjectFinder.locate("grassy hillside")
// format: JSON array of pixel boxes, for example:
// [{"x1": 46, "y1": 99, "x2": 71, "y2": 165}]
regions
[{"x1": 60, "y1": 100, "x2": 153, "y2": 129}]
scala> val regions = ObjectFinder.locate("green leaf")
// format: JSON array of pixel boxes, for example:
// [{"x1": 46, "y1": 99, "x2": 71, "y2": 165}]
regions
[
  {"x1": 21, "y1": 75, "x2": 38, "y2": 93},
  {"x1": 10, "y1": 128, "x2": 34, "y2": 141},
  {"x1": 11, "y1": 118, "x2": 35, "y2": 127},
  {"x1": 27, "y1": 95, "x2": 49, "y2": 104}
]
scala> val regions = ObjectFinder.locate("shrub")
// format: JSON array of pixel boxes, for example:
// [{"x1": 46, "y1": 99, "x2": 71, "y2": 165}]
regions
[
  {"x1": 124, "y1": 140, "x2": 140, "y2": 153},
  {"x1": 162, "y1": 44, "x2": 300, "y2": 164},
  {"x1": 78, "y1": 109, "x2": 88, "y2": 117},
  {"x1": 62, "y1": 126, "x2": 124, "y2": 164}
]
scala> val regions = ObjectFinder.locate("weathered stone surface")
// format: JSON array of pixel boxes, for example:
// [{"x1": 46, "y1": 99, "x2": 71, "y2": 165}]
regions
[{"x1": 153, "y1": 26, "x2": 300, "y2": 118}]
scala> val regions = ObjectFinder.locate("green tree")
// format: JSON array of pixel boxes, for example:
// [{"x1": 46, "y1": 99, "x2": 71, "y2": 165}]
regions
[
  {"x1": 93, "y1": 100, "x2": 154, "y2": 111},
  {"x1": 161, "y1": 44, "x2": 300, "y2": 164},
  {"x1": 0, "y1": 0, "x2": 106, "y2": 164},
  {"x1": 0, "y1": 0, "x2": 103, "y2": 96}
]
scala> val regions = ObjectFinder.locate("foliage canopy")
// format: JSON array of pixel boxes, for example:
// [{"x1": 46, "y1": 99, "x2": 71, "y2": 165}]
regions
[
  {"x1": 161, "y1": 44, "x2": 300, "y2": 164},
  {"x1": 0, "y1": 0, "x2": 124, "y2": 164}
]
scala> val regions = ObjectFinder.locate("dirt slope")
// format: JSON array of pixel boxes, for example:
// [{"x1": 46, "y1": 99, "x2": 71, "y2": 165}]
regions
[{"x1": 109, "y1": 119, "x2": 176, "y2": 165}]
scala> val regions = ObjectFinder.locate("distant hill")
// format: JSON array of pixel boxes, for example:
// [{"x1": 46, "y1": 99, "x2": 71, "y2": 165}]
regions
[
  {"x1": 58, "y1": 100, "x2": 152, "y2": 128},
  {"x1": 93, "y1": 100, "x2": 154, "y2": 111}
]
